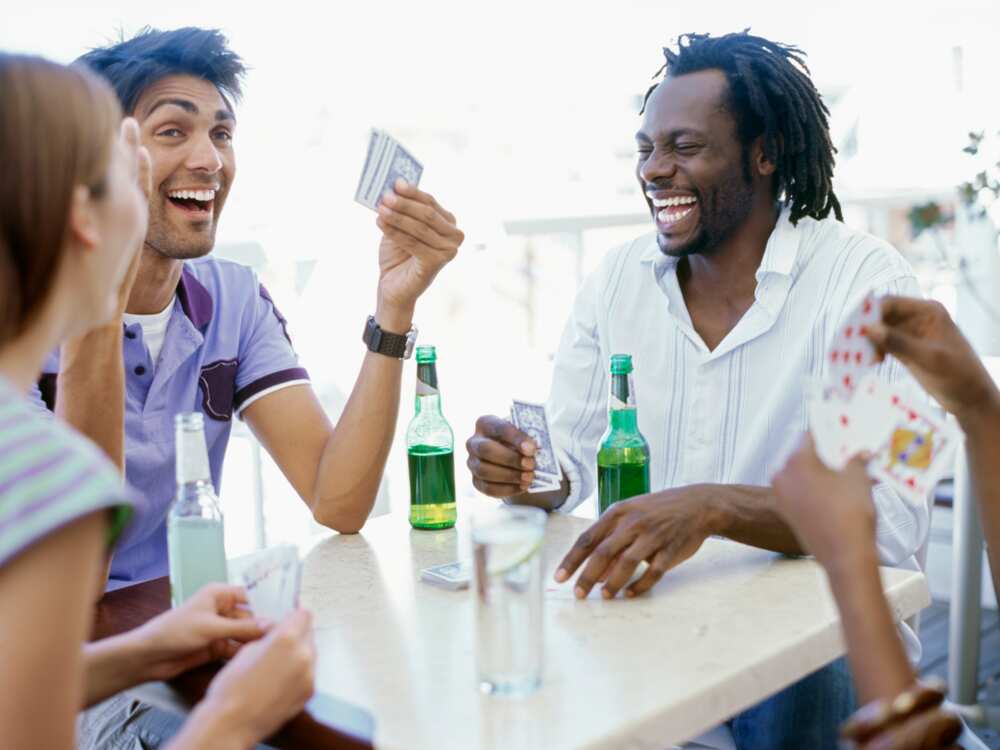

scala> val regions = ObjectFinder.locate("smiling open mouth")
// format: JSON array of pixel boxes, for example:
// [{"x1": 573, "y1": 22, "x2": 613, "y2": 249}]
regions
[
  {"x1": 650, "y1": 195, "x2": 698, "y2": 228},
  {"x1": 166, "y1": 188, "x2": 216, "y2": 216}
]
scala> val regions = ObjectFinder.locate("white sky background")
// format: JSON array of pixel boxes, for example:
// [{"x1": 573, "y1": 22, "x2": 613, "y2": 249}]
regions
[{"x1": 4, "y1": 0, "x2": 1000, "y2": 540}]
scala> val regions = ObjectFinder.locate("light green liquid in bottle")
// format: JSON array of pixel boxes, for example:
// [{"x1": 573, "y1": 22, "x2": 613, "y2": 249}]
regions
[{"x1": 168, "y1": 515, "x2": 228, "y2": 606}]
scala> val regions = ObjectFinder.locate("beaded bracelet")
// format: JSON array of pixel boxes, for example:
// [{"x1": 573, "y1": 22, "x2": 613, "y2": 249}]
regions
[{"x1": 840, "y1": 678, "x2": 963, "y2": 749}]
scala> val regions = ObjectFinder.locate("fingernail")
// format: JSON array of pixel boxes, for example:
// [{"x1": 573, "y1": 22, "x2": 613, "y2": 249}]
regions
[
  {"x1": 383, "y1": 192, "x2": 396, "y2": 206},
  {"x1": 395, "y1": 177, "x2": 408, "y2": 190},
  {"x1": 625, "y1": 589, "x2": 636, "y2": 598},
  {"x1": 574, "y1": 586, "x2": 586, "y2": 599},
  {"x1": 602, "y1": 588, "x2": 613, "y2": 600},
  {"x1": 554, "y1": 568, "x2": 567, "y2": 582},
  {"x1": 521, "y1": 441, "x2": 536, "y2": 456},
  {"x1": 521, "y1": 472, "x2": 533, "y2": 483},
  {"x1": 521, "y1": 457, "x2": 534, "y2": 470},
  {"x1": 377, "y1": 203, "x2": 390, "y2": 214}
]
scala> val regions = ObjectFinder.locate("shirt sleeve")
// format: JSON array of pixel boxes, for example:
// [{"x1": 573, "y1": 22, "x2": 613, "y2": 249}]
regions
[
  {"x1": 233, "y1": 280, "x2": 310, "y2": 416},
  {"x1": 863, "y1": 275, "x2": 933, "y2": 568},
  {"x1": 546, "y1": 264, "x2": 611, "y2": 514}
]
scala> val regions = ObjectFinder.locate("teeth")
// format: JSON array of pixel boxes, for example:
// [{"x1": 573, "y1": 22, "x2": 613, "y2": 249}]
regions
[
  {"x1": 167, "y1": 189, "x2": 216, "y2": 201},
  {"x1": 649, "y1": 195, "x2": 697, "y2": 208},
  {"x1": 657, "y1": 207, "x2": 694, "y2": 225}
]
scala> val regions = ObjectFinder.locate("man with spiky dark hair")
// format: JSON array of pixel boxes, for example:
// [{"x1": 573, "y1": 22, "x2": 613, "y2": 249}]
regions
[
  {"x1": 468, "y1": 31, "x2": 927, "y2": 748},
  {"x1": 51, "y1": 24, "x2": 461, "y2": 748}
]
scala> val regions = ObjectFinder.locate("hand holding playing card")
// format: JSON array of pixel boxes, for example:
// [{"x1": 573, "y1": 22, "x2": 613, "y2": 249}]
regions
[
  {"x1": 129, "y1": 583, "x2": 268, "y2": 682},
  {"x1": 866, "y1": 296, "x2": 999, "y2": 422},
  {"x1": 466, "y1": 415, "x2": 540, "y2": 498},
  {"x1": 773, "y1": 434, "x2": 878, "y2": 571},
  {"x1": 375, "y1": 180, "x2": 464, "y2": 317}
]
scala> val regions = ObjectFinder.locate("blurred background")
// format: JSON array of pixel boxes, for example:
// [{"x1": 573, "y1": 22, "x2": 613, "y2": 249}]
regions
[{"x1": 4, "y1": 0, "x2": 999, "y2": 573}]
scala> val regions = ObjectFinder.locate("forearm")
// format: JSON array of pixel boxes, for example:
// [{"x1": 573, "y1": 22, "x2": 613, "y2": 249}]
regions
[
  {"x1": 82, "y1": 630, "x2": 150, "y2": 707},
  {"x1": 310, "y1": 303, "x2": 411, "y2": 532},
  {"x1": 825, "y1": 546, "x2": 916, "y2": 704},
  {"x1": 56, "y1": 323, "x2": 125, "y2": 471},
  {"x1": 957, "y1": 390, "x2": 1000, "y2": 602},
  {"x1": 703, "y1": 484, "x2": 806, "y2": 555}
]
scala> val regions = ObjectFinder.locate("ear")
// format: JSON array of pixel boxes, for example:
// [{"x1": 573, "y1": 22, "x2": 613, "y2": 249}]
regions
[
  {"x1": 750, "y1": 135, "x2": 777, "y2": 177},
  {"x1": 67, "y1": 185, "x2": 100, "y2": 251}
]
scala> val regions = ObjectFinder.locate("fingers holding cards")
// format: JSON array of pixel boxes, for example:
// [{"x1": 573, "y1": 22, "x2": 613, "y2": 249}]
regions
[{"x1": 510, "y1": 401, "x2": 562, "y2": 493}]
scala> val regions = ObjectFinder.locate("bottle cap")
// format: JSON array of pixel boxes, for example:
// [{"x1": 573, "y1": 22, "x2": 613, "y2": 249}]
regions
[
  {"x1": 610, "y1": 354, "x2": 633, "y2": 375},
  {"x1": 416, "y1": 345, "x2": 437, "y2": 364}
]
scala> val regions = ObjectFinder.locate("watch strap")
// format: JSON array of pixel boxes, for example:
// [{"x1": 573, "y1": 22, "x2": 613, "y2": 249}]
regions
[{"x1": 363, "y1": 315, "x2": 411, "y2": 359}]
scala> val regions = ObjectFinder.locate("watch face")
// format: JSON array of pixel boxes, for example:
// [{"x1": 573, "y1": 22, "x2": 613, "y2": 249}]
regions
[{"x1": 404, "y1": 327, "x2": 419, "y2": 359}]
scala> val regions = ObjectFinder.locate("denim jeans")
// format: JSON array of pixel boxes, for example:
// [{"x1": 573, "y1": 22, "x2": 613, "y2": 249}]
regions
[{"x1": 726, "y1": 656, "x2": 857, "y2": 750}]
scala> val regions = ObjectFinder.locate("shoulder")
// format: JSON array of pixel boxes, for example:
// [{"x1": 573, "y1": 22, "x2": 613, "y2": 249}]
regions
[
  {"x1": 0, "y1": 390, "x2": 130, "y2": 568},
  {"x1": 185, "y1": 256, "x2": 262, "y2": 303},
  {"x1": 794, "y1": 215, "x2": 914, "y2": 285},
  {"x1": 584, "y1": 231, "x2": 659, "y2": 292}
]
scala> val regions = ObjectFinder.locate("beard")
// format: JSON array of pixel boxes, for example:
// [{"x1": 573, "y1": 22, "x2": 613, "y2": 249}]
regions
[{"x1": 657, "y1": 163, "x2": 756, "y2": 259}]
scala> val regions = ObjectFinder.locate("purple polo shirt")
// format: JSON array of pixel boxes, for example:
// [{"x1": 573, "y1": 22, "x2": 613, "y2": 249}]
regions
[{"x1": 40, "y1": 257, "x2": 309, "y2": 589}]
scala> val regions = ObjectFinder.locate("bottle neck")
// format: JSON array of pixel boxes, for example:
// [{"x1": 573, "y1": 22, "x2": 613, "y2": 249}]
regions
[
  {"x1": 415, "y1": 363, "x2": 442, "y2": 416},
  {"x1": 608, "y1": 407, "x2": 639, "y2": 432},
  {"x1": 176, "y1": 426, "x2": 211, "y2": 485}
]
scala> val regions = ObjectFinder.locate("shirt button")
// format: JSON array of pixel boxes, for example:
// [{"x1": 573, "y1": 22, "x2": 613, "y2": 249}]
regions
[
  {"x1": 125, "y1": 331, "x2": 137, "y2": 340},
  {"x1": 134, "y1": 365, "x2": 146, "y2": 376}
]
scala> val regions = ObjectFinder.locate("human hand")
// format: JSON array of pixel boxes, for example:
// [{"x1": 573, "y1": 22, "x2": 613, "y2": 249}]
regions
[
  {"x1": 866, "y1": 296, "x2": 998, "y2": 423},
  {"x1": 375, "y1": 180, "x2": 463, "y2": 324},
  {"x1": 772, "y1": 433, "x2": 877, "y2": 573},
  {"x1": 465, "y1": 415, "x2": 538, "y2": 497},
  {"x1": 554, "y1": 487, "x2": 714, "y2": 599},
  {"x1": 198, "y1": 608, "x2": 316, "y2": 746},
  {"x1": 131, "y1": 583, "x2": 266, "y2": 682}
]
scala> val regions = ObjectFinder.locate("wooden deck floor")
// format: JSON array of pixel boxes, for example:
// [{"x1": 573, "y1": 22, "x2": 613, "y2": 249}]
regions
[{"x1": 918, "y1": 600, "x2": 1000, "y2": 748}]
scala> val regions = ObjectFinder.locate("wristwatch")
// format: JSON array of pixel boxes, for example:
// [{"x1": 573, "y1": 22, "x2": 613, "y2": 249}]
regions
[{"x1": 362, "y1": 315, "x2": 418, "y2": 360}]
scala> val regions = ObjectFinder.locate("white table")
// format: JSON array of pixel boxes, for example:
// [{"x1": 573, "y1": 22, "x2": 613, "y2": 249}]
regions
[{"x1": 302, "y1": 501, "x2": 929, "y2": 749}]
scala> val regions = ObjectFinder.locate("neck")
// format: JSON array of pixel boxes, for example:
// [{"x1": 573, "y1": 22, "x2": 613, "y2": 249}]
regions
[
  {"x1": 680, "y1": 197, "x2": 780, "y2": 303},
  {"x1": 126, "y1": 243, "x2": 183, "y2": 315},
  {"x1": 0, "y1": 307, "x2": 64, "y2": 392}
]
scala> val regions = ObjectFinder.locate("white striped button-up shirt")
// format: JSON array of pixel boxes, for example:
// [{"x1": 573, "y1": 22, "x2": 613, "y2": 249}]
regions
[{"x1": 547, "y1": 209, "x2": 927, "y2": 579}]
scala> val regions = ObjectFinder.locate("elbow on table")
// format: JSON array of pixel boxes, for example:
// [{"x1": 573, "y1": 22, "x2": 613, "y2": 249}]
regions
[{"x1": 312, "y1": 503, "x2": 367, "y2": 535}]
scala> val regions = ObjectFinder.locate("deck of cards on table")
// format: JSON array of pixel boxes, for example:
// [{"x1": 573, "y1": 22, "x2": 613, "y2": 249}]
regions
[
  {"x1": 354, "y1": 128, "x2": 423, "y2": 210},
  {"x1": 808, "y1": 293, "x2": 959, "y2": 504},
  {"x1": 511, "y1": 400, "x2": 563, "y2": 493}
]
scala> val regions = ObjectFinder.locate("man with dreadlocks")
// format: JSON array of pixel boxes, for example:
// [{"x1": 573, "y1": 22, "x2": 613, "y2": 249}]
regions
[{"x1": 467, "y1": 31, "x2": 927, "y2": 748}]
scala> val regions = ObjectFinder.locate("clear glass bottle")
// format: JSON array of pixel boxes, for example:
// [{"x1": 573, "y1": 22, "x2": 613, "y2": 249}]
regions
[{"x1": 168, "y1": 412, "x2": 228, "y2": 606}]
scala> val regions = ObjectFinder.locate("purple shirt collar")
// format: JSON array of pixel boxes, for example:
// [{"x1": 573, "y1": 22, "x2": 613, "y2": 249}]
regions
[{"x1": 176, "y1": 265, "x2": 214, "y2": 329}]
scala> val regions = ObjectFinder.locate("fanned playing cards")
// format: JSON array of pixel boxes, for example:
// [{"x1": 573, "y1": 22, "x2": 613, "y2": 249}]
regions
[{"x1": 809, "y1": 293, "x2": 959, "y2": 505}]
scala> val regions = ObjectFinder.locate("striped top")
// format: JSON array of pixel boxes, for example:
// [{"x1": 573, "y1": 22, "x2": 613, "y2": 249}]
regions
[
  {"x1": 548, "y1": 208, "x2": 926, "y2": 569},
  {"x1": 0, "y1": 376, "x2": 134, "y2": 568}
]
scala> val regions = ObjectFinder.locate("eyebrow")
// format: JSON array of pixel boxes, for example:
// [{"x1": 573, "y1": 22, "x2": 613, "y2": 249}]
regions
[
  {"x1": 145, "y1": 97, "x2": 236, "y2": 124},
  {"x1": 635, "y1": 127, "x2": 704, "y2": 143}
]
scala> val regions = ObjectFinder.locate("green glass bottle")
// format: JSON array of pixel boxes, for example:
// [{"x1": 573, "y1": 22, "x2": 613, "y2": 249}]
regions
[
  {"x1": 597, "y1": 354, "x2": 650, "y2": 515},
  {"x1": 407, "y1": 346, "x2": 456, "y2": 529}
]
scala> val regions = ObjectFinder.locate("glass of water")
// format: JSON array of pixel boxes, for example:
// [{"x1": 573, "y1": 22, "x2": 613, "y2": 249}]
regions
[{"x1": 471, "y1": 505, "x2": 546, "y2": 696}]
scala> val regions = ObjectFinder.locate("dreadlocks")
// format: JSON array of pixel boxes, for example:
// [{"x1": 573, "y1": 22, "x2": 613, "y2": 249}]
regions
[{"x1": 642, "y1": 30, "x2": 842, "y2": 225}]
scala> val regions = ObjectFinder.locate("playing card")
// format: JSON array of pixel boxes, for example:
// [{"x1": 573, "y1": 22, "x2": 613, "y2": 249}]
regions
[
  {"x1": 373, "y1": 140, "x2": 423, "y2": 206},
  {"x1": 240, "y1": 545, "x2": 301, "y2": 622},
  {"x1": 511, "y1": 400, "x2": 562, "y2": 487},
  {"x1": 354, "y1": 128, "x2": 384, "y2": 206},
  {"x1": 827, "y1": 293, "x2": 882, "y2": 398},
  {"x1": 808, "y1": 392, "x2": 860, "y2": 470},
  {"x1": 866, "y1": 385, "x2": 958, "y2": 505},
  {"x1": 420, "y1": 560, "x2": 471, "y2": 590},
  {"x1": 354, "y1": 129, "x2": 423, "y2": 211}
]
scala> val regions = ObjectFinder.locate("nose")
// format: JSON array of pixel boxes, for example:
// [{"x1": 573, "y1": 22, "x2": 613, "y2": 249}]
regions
[
  {"x1": 638, "y1": 146, "x2": 677, "y2": 188},
  {"x1": 185, "y1": 132, "x2": 223, "y2": 175}
]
